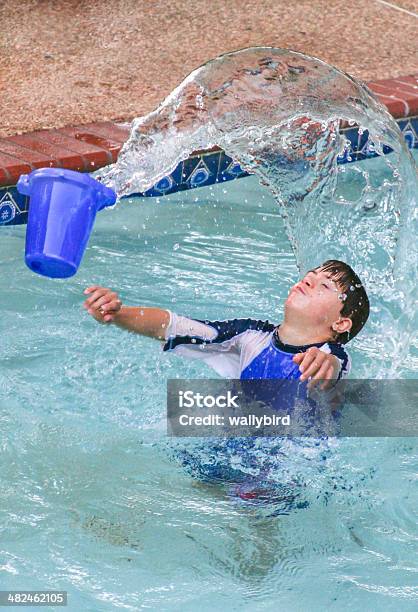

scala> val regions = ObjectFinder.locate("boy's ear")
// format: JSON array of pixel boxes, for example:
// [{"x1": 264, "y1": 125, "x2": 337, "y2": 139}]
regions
[{"x1": 332, "y1": 317, "x2": 352, "y2": 334}]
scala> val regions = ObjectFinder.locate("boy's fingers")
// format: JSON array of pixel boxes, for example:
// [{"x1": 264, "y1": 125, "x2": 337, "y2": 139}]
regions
[
  {"x1": 89, "y1": 294, "x2": 117, "y2": 311},
  {"x1": 300, "y1": 353, "x2": 326, "y2": 381},
  {"x1": 84, "y1": 288, "x2": 109, "y2": 306},
  {"x1": 84, "y1": 286, "x2": 101, "y2": 294},
  {"x1": 298, "y1": 349, "x2": 321, "y2": 375},
  {"x1": 295, "y1": 351, "x2": 314, "y2": 371},
  {"x1": 320, "y1": 373, "x2": 336, "y2": 391},
  {"x1": 301, "y1": 347, "x2": 320, "y2": 365},
  {"x1": 84, "y1": 289, "x2": 105, "y2": 305},
  {"x1": 314, "y1": 366, "x2": 339, "y2": 391},
  {"x1": 307, "y1": 364, "x2": 332, "y2": 390},
  {"x1": 101, "y1": 299, "x2": 121, "y2": 312},
  {"x1": 318, "y1": 367, "x2": 336, "y2": 390}
]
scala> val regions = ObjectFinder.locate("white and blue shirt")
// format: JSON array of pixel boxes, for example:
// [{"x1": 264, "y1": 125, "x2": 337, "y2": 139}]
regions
[{"x1": 162, "y1": 312, "x2": 351, "y2": 380}]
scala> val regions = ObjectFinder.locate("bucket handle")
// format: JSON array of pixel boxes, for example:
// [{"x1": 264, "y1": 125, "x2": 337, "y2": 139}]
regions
[
  {"x1": 96, "y1": 185, "x2": 117, "y2": 211},
  {"x1": 17, "y1": 174, "x2": 31, "y2": 196}
]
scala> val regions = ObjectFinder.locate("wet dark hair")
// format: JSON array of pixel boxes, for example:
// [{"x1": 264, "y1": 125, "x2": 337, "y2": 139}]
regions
[{"x1": 317, "y1": 259, "x2": 370, "y2": 344}]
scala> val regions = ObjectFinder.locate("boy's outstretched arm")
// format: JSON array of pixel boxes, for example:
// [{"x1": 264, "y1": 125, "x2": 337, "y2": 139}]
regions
[{"x1": 83, "y1": 286, "x2": 170, "y2": 340}]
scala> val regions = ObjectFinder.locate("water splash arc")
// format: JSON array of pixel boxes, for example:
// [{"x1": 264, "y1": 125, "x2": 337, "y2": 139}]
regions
[{"x1": 97, "y1": 47, "x2": 418, "y2": 376}]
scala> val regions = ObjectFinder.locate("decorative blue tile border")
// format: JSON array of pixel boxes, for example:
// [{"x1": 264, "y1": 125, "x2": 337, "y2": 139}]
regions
[
  {"x1": 0, "y1": 188, "x2": 30, "y2": 226},
  {"x1": 1, "y1": 117, "x2": 417, "y2": 227}
]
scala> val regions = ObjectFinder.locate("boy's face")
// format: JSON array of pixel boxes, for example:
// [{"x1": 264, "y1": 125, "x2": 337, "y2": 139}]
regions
[{"x1": 285, "y1": 266, "x2": 349, "y2": 332}]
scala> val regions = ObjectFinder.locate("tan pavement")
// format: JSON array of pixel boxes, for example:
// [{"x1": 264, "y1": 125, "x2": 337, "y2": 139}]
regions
[{"x1": 1, "y1": 0, "x2": 417, "y2": 137}]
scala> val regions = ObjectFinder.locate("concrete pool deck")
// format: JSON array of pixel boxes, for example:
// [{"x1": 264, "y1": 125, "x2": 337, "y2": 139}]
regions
[{"x1": 1, "y1": 0, "x2": 417, "y2": 138}]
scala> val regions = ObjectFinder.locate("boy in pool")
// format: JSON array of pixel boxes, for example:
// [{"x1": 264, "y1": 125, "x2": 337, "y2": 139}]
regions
[{"x1": 82, "y1": 259, "x2": 369, "y2": 388}]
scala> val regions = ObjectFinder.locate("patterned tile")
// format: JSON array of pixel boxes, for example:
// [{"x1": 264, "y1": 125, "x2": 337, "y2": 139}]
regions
[{"x1": 0, "y1": 187, "x2": 28, "y2": 225}]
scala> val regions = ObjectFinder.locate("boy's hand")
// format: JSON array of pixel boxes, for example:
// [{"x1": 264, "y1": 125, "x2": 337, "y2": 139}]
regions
[
  {"x1": 83, "y1": 286, "x2": 122, "y2": 324},
  {"x1": 293, "y1": 347, "x2": 340, "y2": 391}
]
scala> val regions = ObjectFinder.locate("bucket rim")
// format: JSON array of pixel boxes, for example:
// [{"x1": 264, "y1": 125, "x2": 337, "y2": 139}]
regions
[{"x1": 21, "y1": 167, "x2": 104, "y2": 191}]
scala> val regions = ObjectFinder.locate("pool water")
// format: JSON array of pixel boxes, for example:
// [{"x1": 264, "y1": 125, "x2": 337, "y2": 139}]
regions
[{"x1": 0, "y1": 153, "x2": 417, "y2": 611}]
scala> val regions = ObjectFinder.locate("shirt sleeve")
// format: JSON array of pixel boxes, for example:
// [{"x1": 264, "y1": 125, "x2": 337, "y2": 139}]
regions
[{"x1": 162, "y1": 311, "x2": 274, "y2": 378}]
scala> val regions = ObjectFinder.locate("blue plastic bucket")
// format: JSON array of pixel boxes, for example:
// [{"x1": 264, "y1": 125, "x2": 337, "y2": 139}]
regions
[{"x1": 17, "y1": 168, "x2": 116, "y2": 278}]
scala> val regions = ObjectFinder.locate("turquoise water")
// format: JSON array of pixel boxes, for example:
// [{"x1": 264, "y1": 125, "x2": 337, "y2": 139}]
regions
[{"x1": 1, "y1": 153, "x2": 417, "y2": 610}]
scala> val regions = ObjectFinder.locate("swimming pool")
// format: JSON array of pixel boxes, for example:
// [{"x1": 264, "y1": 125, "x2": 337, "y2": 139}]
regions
[{"x1": 1, "y1": 146, "x2": 417, "y2": 610}]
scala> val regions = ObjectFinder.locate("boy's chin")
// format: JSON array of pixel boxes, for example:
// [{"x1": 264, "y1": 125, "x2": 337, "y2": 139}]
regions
[
  {"x1": 284, "y1": 295, "x2": 305, "y2": 312},
  {"x1": 285, "y1": 302, "x2": 320, "y2": 324}
]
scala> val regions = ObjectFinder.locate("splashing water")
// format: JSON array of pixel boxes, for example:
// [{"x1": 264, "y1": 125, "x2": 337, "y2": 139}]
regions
[{"x1": 97, "y1": 47, "x2": 418, "y2": 377}]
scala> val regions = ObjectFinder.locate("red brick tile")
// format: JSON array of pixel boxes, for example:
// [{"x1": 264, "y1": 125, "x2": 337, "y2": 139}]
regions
[
  {"x1": 369, "y1": 82, "x2": 412, "y2": 100},
  {"x1": 393, "y1": 75, "x2": 418, "y2": 90},
  {"x1": 372, "y1": 94, "x2": 409, "y2": 118},
  {"x1": 368, "y1": 76, "x2": 418, "y2": 118},
  {"x1": 0, "y1": 139, "x2": 56, "y2": 167},
  {"x1": 368, "y1": 82, "x2": 398, "y2": 96},
  {"x1": 370, "y1": 76, "x2": 418, "y2": 96},
  {"x1": 0, "y1": 151, "x2": 32, "y2": 186},
  {"x1": 401, "y1": 96, "x2": 418, "y2": 117},
  {"x1": 192, "y1": 145, "x2": 222, "y2": 156},
  {"x1": 8, "y1": 134, "x2": 65, "y2": 168},
  {"x1": 33, "y1": 130, "x2": 112, "y2": 170},
  {"x1": 59, "y1": 126, "x2": 120, "y2": 162},
  {"x1": 392, "y1": 82, "x2": 418, "y2": 96},
  {"x1": 0, "y1": 166, "x2": 12, "y2": 186},
  {"x1": 78, "y1": 121, "x2": 130, "y2": 143},
  {"x1": 8, "y1": 133, "x2": 102, "y2": 173}
]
